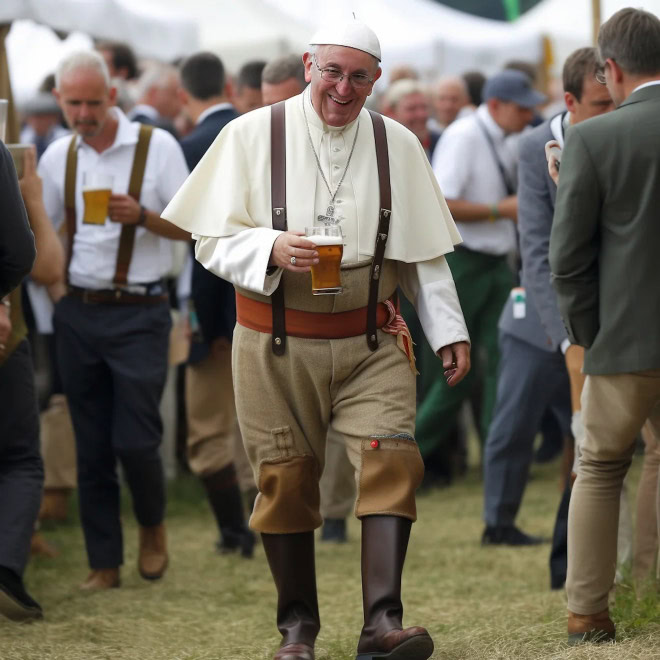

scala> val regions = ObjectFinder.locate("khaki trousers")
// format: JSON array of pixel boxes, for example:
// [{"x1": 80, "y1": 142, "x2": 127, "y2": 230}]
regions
[
  {"x1": 233, "y1": 325, "x2": 422, "y2": 534},
  {"x1": 567, "y1": 369, "x2": 660, "y2": 614},
  {"x1": 185, "y1": 341, "x2": 255, "y2": 491},
  {"x1": 633, "y1": 422, "x2": 660, "y2": 581},
  {"x1": 319, "y1": 427, "x2": 356, "y2": 520},
  {"x1": 41, "y1": 394, "x2": 77, "y2": 489}
]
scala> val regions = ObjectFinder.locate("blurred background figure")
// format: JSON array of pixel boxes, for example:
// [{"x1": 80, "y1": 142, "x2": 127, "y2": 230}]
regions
[
  {"x1": 1, "y1": 145, "x2": 64, "y2": 622},
  {"x1": 261, "y1": 54, "x2": 306, "y2": 106},
  {"x1": 96, "y1": 41, "x2": 139, "y2": 81},
  {"x1": 429, "y1": 75, "x2": 470, "y2": 133},
  {"x1": 128, "y1": 63, "x2": 182, "y2": 135},
  {"x1": 461, "y1": 71, "x2": 487, "y2": 113},
  {"x1": 382, "y1": 78, "x2": 439, "y2": 160},
  {"x1": 19, "y1": 93, "x2": 68, "y2": 159},
  {"x1": 177, "y1": 51, "x2": 255, "y2": 558},
  {"x1": 231, "y1": 60, "x2": 266, "y2": 114}
]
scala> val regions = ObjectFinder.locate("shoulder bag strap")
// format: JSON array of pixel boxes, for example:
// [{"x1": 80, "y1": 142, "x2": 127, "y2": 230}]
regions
[
  {"x1": 64, "y1": 134, "x2": 78, "y2": 284},
  {"x1": 270, "y1": 101, "x2": 287, "y2": 356},
  {"x1": 113, "y1": 124, "x2": 154, "y2": 286},
  {"x1": 366, "y1": 110, "x2": 392, "y2": 352}
]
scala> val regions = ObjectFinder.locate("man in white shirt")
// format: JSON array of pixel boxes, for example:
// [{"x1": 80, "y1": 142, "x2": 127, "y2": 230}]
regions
[
  {"x1": 163, "y1": 19, "x2": 469, "y2": 660},
  {"x1": 426, "y1": 70, "x2": 544, "y2": 476},
  {"x1": 39, "y1": 50, "x2": 189, "y2": 591}
]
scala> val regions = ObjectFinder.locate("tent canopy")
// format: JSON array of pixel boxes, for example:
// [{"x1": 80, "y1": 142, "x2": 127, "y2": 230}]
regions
[
  {"x1": 263, "y1": 0, "x2": 544, "y2": 81},
  {"x1": 0, "y1": 0, "x2": 199, "y2": 62}
]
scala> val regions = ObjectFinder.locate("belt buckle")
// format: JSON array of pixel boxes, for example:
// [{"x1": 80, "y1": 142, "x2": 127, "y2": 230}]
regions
[
  {"x1": 81, "y1": 289, "x2": 92, "y2": 304},
  {"x1": 114, "y1": 289, "x2": 122, "y2": 301}
]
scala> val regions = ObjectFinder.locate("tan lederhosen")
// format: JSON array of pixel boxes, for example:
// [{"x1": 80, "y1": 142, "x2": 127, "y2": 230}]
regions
[{"x1": 234, "y1": 264, "x2": 424, "y2": 534}]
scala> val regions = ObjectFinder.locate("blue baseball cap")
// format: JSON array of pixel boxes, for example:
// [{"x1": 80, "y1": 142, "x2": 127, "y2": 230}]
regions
[{"x1": 482, "y1": 70, "x2": 546, "y2": 108}]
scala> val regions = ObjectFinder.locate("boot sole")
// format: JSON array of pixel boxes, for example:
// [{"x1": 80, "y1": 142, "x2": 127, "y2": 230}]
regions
[
  {"x1": 568, "y1": 630, "x2": 615, "y2": 645},
  {"x1": 356, "y1": 633, "x2": 434, "y2": 660},
  {"x1": 0, "y1": 586, "x2": 43, "y2": 622}
]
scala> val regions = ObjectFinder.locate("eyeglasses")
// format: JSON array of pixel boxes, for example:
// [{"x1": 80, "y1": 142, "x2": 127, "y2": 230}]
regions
[{"x1": 313, "y1": 55, "x2": 375, "y2": 89}]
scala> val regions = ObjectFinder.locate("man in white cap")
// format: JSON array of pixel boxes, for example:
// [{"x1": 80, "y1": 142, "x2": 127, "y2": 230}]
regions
[{"x1": 163, "y1": 18, "x2": 469, "y2": 660}]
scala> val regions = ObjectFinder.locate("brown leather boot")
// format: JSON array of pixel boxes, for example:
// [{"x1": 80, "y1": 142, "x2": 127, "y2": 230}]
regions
[
  {"x1": 567, "y1": 608, "x2": 615, "y2": 644},
  {"x1": 39, "y1": 488, "x2": 71, "y2": 522},
  {"x1": 356, "y1": 516, "x2": 433, "y2": 660},
  {"x1": 80, "y1": 568, "x2": 120, "y2": 590},
  {"x1": 138, "y1": 523, "x2": 168, "y2": 580},
  {"x1": 261, "y1": 532, "x2": 320, "y2": 660}
]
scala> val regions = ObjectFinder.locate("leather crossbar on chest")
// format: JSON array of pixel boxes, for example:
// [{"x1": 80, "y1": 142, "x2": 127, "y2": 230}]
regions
[
  {"x1": 269, "y1": 102, "x2": 391, "y2": 355},
  {"x1": 64, "y1": 124, "x2": 153, "y2": 286}
]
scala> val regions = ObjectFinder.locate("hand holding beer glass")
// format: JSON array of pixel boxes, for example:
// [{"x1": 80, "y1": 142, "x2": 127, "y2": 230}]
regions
[
  {"x1": 82, "y1": 172, "x2": 113, "y2": 225},
  {"x1": 305, "y1": 226, "x2": 343, "y2": 295}
]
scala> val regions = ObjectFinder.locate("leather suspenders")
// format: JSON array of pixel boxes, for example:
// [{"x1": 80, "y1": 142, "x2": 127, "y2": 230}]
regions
[
  {"x1": 64, "y1": 124, "x2": 154, "y2": 286},
  {"x1": 366, "y1": 110, "x2": 391, "y2": 351},
  {"x1": 269, "y1": 104, "x2": 391, "y2": 355},
  {"x1": 270, "y1": 102, "x2": 288, "y2": 356}
]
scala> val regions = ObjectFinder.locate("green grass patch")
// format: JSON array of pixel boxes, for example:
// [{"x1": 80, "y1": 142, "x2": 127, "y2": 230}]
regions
[{"x1": 2, "y1": 459, "x2": 659, "y2": 659}]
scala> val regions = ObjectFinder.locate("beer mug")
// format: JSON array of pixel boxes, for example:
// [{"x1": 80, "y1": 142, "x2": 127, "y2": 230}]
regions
[
  {"x1": 82, "y1": 172, "x2": 114, "y2": 225},
  {"x1": 305, "y1": 226, "x2": 343, "y2": 295}
]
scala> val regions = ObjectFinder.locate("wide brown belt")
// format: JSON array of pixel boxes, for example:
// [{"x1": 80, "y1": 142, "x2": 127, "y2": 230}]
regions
[
  {"x1": 236, "y1": 292, "x2": 391, "y2": 340},
  {"x1": 68, "y1": 286, "x2": 168, "y2": 305}
]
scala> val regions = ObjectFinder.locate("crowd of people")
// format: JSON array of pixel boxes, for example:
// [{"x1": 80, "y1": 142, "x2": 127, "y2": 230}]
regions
[{"x1": 1, "y1": 7, "x2": 659, "y2": 660}]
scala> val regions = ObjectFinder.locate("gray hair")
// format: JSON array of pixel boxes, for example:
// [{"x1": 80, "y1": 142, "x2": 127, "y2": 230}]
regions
[
  {"x1": 598, "y1": 7, "x2": 660, "y2": 76},
  {"x1": 262, "y1": 54, "x2": 306, "y2": 88},
  {"x1": 382, "y1": 79, "x2": 427, "y2": 109},
  {"x1": 135, "y1": 63, "x2": 179, "y2": 101},
  {"x1": 55, "y1": 50, "x2": 111, "y2": 89}
]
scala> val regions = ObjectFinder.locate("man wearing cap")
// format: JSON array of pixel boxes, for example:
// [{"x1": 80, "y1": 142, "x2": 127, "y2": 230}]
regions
[
  {"x1": 424, "y1": 70, "x2": 545, "y2": 475},
  {"x1": 164, "y1": 19, "x2": 469, "y2": 660}
]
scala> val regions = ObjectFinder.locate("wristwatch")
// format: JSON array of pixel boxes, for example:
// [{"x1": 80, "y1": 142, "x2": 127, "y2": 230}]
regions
[{"x1": 137, "y1": 206, "x2": 148, "y2": 226}]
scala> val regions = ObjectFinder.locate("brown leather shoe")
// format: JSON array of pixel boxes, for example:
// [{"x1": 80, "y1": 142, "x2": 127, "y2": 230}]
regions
[
  {"x1": 39, "y1": 488, "x2": 71, "y2": 522},
  {"x1": 80, "y1": 568, "x2": 120, "y2": 590},
  {"x1": 567, "y1": 608, "x2": 615, "y2": 644},
  {"x1": 273, "y1": 643, "x2": 314, "y2": 660},
  {"x1": 138, "y1": 523, "x2": 168, "y2": 580},
  {"x1": 356, "y1": 628, "x2": 434, "y2": 659}
]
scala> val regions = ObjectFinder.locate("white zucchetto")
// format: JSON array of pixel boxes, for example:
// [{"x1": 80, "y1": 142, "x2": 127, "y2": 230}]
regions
[{"x1": 309, "y1": 19, "x2": 381, "y2": 61}]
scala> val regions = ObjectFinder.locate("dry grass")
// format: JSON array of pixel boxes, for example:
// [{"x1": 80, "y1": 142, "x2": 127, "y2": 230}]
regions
[{"x1": 2, "y1": 459, "x2": 659, "y2": 660}]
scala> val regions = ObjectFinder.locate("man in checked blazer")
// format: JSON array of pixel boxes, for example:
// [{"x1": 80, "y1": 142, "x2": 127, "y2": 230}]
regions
[{"x1": 550, "y1": 7, "x2": 660, "y2": 644}]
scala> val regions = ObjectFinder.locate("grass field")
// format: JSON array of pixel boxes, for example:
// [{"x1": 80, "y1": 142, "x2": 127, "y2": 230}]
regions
[{"x1": 2, "y1": 459, "x2": 660, "y2": 660}]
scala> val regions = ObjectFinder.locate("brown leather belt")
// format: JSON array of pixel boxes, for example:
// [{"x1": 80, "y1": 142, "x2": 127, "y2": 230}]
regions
[
  {"x1": 236, "y1": 292, "x2": 391, "y2": 339},
  {"x1": 68, "y1": 286, "x2": 168, "y2": 305}
]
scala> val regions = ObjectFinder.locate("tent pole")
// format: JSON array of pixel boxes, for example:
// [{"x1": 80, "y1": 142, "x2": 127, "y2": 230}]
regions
[{"x1": 592, "y1": 0, "x2": 601, "y2": 46}]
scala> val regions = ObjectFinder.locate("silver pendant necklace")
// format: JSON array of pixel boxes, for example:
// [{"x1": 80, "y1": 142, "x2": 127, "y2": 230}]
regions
[{"x1": 302, "y1": 91, "x2": 360, "y2": 226}]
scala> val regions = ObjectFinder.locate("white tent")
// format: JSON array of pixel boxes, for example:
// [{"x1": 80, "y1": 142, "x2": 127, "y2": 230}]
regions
[
  {"x1": 137, "y1": 0, "x2": 312, "y2": 74},
  {"x1": 263, "y1": 0, "x2": 544, "y2": 81},
  {"x1": 516, "y1": 0, "x2": 660, "y2": 75},
  {"x1": 0, "y1": 0, "x2": 198, "y2": 61},
  {"x1": 2, "y1": 0, "x2": 199, "y2": 105}
]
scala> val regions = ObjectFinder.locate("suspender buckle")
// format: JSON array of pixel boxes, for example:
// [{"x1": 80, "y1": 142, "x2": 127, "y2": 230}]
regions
[
  {"x1": 372, "y1": 265, "x2": 380, "y2": 280},
  {"x1": 273, "y1": 207, "x2": 285, "y2": 217}
]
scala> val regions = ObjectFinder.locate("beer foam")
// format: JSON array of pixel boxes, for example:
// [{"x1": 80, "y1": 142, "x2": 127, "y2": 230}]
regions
[{"x1": 307, "y1": 235, "x2": 343, "y2": 246}]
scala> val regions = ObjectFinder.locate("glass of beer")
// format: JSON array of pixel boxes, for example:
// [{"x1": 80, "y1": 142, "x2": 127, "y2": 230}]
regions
[
  {"x1": 82, "y1": 172, "x2": 113, "y2": 225},
  {"x1": 305, "y1": 226, "x2": 343, "y2": 295}
]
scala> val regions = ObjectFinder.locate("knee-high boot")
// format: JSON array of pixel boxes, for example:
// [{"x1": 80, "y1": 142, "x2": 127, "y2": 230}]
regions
[
  {"x1": 262, "y1": 531, "x2": 320, "y2": 660},
  {"x1": 356, "y1": 515, "x2": 433, "y2": 660}
]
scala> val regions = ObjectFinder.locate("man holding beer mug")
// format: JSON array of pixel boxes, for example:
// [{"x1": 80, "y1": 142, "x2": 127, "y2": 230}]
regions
[
  {"x1": 37, "y1": 51, "x2": 189, "y2": 591},
  {"x1": 164, "y1": 19, "x2": 469, "y2": 660}
]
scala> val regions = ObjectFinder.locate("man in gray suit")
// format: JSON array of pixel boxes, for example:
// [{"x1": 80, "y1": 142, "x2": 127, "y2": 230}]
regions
[
  {"x1": 482, "y1": 48, "x2": 613, "y2": 547},
  {"x1": 550, "y1": 8, "x2": 660, "y2": 643}
]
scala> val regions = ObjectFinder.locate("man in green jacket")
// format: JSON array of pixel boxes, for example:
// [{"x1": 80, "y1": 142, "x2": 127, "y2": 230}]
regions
[{"x1": 549, "y1": 7, "x2": 660, "y2": 644}]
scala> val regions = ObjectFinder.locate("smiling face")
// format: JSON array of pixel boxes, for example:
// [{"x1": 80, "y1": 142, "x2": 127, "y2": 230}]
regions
[{"x1": 303, "y1": 45, "x2": 381, "y2": 127}]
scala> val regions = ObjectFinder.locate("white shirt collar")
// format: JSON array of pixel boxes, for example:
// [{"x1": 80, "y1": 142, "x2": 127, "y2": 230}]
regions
[
  {"x1": 476, "y1": 103, "x2": 506, "y2": 142},
  {"x1": 74, "y1": 107, "x2": 137, "y2": 151},
  {"x1": 632, "y1": 80, "x2": 660, "y2": 94},
  {"x1": 196, "y1": 102, "x2": 235, "y2": 126}
]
